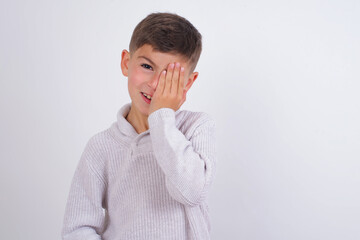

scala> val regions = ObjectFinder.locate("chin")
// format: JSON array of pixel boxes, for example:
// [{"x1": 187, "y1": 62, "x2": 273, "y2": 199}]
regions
[{"x1": 136, "y1": 101, "x2": 150, "y2": 116}]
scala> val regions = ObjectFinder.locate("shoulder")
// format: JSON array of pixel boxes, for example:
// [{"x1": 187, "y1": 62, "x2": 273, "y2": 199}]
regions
[
  {"x1": 85, "y1": 128, "x2": 116, "y2": 153},
  {"x1": 81, "y1": 128, "x2": 115, "y2": 175},
  {"x1": 175, "y1": 109, "x2": 216, "y2": 137}
]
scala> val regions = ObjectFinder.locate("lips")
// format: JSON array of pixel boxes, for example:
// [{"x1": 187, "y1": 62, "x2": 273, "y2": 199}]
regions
[{"x1": 141, "y1": 92, "x2": 151, "y2": 104}]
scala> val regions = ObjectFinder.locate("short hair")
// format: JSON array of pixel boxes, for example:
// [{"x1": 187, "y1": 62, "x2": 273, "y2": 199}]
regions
[{"x1": 129, "y1": 12, "x2": 202, "y2": 72}]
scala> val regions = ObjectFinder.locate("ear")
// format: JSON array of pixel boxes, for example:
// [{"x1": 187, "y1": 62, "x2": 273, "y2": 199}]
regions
[
  {"x1": 120, "y1": 49, "x2": 130, "y2": 77},
  {"x1": 184, "y1": 72, "x2": 199, "y2": 93}
]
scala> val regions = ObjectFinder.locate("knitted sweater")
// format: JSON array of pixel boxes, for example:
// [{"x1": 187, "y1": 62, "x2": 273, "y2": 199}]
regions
[{"x1": 61, "y1": 102, "x2": 217, "y2": 240}]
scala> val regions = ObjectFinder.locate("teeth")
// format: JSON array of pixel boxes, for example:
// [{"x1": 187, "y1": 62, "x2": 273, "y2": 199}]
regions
[{"x1": 142, "y1": 92, "x2": 152, "y2": 100}]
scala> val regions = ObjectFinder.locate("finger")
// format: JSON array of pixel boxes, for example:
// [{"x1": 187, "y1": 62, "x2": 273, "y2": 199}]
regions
[
  {"x1": 177, "y1": 66, "x2": 185, "y2": 96},
  {"x1": 171, "y1": 62, "x2": 180, "y2": 94},
  {"x1": 157, "y1": 70, "x2": 166, "y2": 95},
  {"x1": 165, "y1": 63, "x2": 175, "y2": 93}
]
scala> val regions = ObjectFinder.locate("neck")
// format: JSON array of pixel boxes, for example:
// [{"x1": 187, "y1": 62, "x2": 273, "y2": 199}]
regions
[{"x1": 125, "y1": 107, "x2": 149, "y2": 134}]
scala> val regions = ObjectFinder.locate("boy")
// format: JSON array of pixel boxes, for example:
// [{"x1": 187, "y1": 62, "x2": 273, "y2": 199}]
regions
[{"x1": 62, "y1": 12, "x2": 217, "y2": 240}]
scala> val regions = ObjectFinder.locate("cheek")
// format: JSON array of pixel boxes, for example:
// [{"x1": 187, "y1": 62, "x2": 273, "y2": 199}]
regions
[{"x1": 128, "y1": 67, "x2": 148, "y2": 86}]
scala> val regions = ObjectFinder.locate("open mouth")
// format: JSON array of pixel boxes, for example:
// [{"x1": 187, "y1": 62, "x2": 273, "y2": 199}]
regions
[{"x1": 141, "y1": 92, "x2": 152, "y2": 100}]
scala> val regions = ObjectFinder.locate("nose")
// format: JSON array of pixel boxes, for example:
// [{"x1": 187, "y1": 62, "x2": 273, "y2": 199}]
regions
[{"x1": 147, "y1": 71, "x2": 161, "y2": 90}]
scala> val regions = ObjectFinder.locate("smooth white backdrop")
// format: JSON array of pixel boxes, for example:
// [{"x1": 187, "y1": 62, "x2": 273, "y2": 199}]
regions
[{"x1": 1, "y1": 0, "x2": 359, "y2": 239}]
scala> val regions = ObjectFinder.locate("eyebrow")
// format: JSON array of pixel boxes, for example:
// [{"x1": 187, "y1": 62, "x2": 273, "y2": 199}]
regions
[{"x1": 138, "y1": 56, "x2": 158, "y2": 68}]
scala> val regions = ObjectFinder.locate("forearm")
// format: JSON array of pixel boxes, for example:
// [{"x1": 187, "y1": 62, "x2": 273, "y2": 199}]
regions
[{"x1": 148, "y1": 108, "x2": 217, "y2": 207}]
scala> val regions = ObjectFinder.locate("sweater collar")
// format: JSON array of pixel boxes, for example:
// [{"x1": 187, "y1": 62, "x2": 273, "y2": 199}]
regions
[{"x1": 116, "y1": 102, "x2": 183, "y2": 138}]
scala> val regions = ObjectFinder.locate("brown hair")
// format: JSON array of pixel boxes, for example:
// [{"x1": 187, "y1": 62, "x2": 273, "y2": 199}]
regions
[{"x1": 129, "y1": 12, "x2": 202, "y2": 72}]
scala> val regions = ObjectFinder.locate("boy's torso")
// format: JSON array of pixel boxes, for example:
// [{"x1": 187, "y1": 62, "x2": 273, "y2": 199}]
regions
[{"x1": 88, "y1": 103, "x2": 212, "y2": 239}]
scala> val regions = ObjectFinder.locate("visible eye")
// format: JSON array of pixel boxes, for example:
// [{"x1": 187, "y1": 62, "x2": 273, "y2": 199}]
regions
[{"x1": 141, "y1": 64, "x2": 153, "y2": 70}]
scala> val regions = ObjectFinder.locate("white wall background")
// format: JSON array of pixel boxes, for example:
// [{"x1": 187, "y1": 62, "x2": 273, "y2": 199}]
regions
[{"x1": 1, "y1": 0, "x2": 359, "y2": 239}]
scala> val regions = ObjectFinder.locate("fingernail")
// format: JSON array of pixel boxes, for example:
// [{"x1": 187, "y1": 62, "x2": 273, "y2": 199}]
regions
[
  {"x1": 181, "y1": 67, "x2": 184, "y2": 72},
  {"x1": 169, "y1": 63, "x2": 174, "y2": 68},
  {"x1": 175, "y1": 62, "x2": 180, "y2": 68}
]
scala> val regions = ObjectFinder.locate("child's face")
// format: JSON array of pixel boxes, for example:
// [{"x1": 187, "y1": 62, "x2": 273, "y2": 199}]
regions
[{"x1": 121, "y1": 44, "x2": 198, "y2": 116}]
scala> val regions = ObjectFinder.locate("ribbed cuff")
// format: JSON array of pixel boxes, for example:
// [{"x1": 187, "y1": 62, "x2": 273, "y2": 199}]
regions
[{"x1": 148, "y1": 108, "x2": 176, "y2": 128}]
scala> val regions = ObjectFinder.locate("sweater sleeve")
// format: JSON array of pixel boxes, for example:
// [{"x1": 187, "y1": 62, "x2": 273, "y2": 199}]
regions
[
  {"x1": 61, "y1": 137, "x2": 108, "y2": 240},
  {"x1": 148, "y1": 108, "x2": 217, "y2": 207}
]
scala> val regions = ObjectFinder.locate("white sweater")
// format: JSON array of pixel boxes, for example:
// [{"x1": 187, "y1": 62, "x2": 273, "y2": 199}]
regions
[{"x1": 61, "y1": 102, "x2": 217, "y2": 240}]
